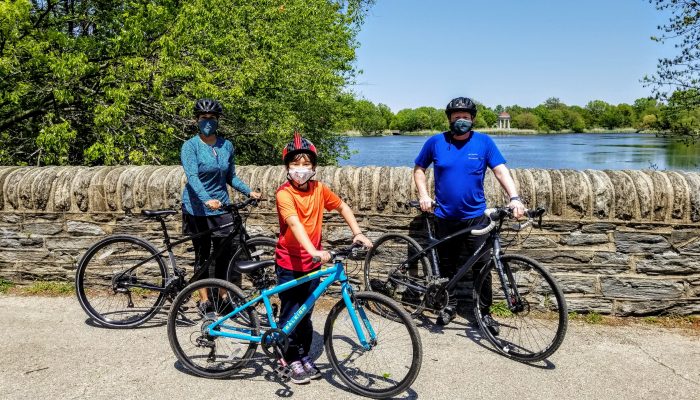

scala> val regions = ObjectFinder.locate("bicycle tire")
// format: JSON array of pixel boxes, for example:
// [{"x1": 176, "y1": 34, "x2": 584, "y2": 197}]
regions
[
  {"x1": 75, "y1": 235, "x2": 168, "y2": 328},
  {"x1": 167, "y1": 278, "x2": 260, "y2": 378},
  {"x1": 474, "y1": 254, "x2": 568, "y2": 362},
  {"x1": 363, "y1": 233, "x2": 432, "y2": 316},
  {"x1": 324, "y1": 291, "x2": 423, "y2": 399}
]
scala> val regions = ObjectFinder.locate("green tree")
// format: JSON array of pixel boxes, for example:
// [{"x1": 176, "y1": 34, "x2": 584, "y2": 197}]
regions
[
  {"x1": 352, "y1": 99, "x2": 386, "y2": 135},
  {"x1": 645, "y1": 1, "x2": 700, "y2": 138},
  {"x1": 0, "y1": 0, "x2": 374, "y2": 166},
  {"x1": 512, "y1": 112, "x2": 539, "y2": 130},
  {"x1": 585, "y1": 100, "x2": 611, "y2": 128}
]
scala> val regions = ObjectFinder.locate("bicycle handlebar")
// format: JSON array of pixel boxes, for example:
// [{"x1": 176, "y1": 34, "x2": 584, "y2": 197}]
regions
[
  {"x1": 311, "y1": 242, "x2": 365, "y2": 263},
  {"x1": 472, "y1": 207, "x2": 546, "y2": 236},
  {"x1": 221, "y1": 197, "x2": 266, "y2": 212}
]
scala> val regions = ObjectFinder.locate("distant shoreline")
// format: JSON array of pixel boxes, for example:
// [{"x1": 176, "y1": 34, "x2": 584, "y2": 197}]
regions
[{"x1": 340, "y1": 128, "x2": 667, "y2": 137}]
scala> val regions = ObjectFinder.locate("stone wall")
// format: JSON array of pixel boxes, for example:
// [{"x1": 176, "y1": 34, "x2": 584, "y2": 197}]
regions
[{"x1": 0, "y1": 165, "x2": 698, "y2": 316}]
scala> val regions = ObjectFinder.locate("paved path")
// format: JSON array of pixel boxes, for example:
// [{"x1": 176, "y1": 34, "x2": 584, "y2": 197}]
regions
[{"x1": 1, "y1": 295, "x2": 698, "y2": 400}]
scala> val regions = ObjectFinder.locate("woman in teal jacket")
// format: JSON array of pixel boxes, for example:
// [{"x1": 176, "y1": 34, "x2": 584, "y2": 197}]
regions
[{"x1": 181, "y1": 99, "x2": 260, "y2": 311}]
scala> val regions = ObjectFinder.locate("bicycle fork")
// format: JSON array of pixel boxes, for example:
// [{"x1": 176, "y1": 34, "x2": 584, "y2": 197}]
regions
[
  {"x1": 490, "y1": 241, "x2": 524, "y2": 312},
  {"x1": 342, "y1": 285, "x2": 376, "y2": 350}
]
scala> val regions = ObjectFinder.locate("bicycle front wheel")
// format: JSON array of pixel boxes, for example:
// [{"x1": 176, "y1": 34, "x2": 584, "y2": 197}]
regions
[
  {"x1": 324, "y1": 291, "x2": 423, "y2": 399},
  {"x1": 75, "y1": 235, "x2": 168, "y2": 328},
  {"x1": 167, "y1": 278, "x2": 260, "y2": 378},
  {"x1": 364, "y1": 234, "x2": 431, "y2": 316},
  {"x1": 474, "y1": 254, "x2": 568, "y2": 362}
]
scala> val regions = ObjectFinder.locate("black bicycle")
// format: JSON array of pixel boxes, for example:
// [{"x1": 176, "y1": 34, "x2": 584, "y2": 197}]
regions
[
  {"x1": 75, "y1": 198, "x2": 277, "y2": 329},
  {"x1": 364, "y1": 202, "x2": 567, "y2": 362}
]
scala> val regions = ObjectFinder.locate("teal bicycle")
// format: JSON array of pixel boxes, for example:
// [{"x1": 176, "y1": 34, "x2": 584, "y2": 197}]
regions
[{"x1": 166, "y1": 243, "x2": 423, "y2": 399}]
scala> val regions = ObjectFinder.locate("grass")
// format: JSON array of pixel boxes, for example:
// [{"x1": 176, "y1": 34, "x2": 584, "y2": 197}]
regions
[
  {"x1": 568, "y1": 310, "x2": 699, "y2": 331},
  {"x1": 22, "y1": 281, "x2": 74, "y2": 296},
  {"x1": 489, "y1": 301, "x2": 514, "y2": 317},
  {"x1": 0, "y1": 278, "x2": 15, "y2": 294}
]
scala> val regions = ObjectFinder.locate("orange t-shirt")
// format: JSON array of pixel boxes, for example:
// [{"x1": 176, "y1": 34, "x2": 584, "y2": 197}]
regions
[{"x1": 275, "y1": 180, "x2": 343, "y2": 271}]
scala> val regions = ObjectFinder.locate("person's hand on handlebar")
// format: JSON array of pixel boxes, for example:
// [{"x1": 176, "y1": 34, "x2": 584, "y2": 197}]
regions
[
  {"x1": 352, "y1": 233, "x2": 373, "y2": 249},
  {"x1": 205, "y1": 199, "x2": 222, "y2": 210},
  {"x1": 310, "y1": 249, "x2": 332, "y2": 264},
  {"x1": 418, "y1": 195, "x2": 434, "y2": 213},
  {"x1": 508, "y1": 198, "x2": 525, "y2": 219},
  {"x1": 248, "y1": 191, "x2": 262, "y2": 200}
]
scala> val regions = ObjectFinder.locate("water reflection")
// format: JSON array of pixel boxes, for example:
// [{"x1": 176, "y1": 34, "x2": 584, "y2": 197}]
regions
[{"x1": 340, "y1": 133, "x2": 700, "y2": 171}]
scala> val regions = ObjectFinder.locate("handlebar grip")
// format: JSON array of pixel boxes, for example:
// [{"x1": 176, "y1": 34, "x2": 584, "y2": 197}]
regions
[{"x1": 312, "y1": 256, "x2": 321, "y2": 263}]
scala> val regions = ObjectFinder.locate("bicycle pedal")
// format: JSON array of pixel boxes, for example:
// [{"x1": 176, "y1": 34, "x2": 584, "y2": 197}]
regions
[{"x1": 273, "y1": 364, "x2": 292, "y2": 381}]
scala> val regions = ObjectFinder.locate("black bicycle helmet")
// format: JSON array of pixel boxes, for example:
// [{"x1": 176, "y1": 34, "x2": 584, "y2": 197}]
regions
[
  {"x1": 194, "y1": 98, "x2": 224, "y2": 116},
  {"x1": 445, "y1": 97, "x2": 478, "y2": 118}
]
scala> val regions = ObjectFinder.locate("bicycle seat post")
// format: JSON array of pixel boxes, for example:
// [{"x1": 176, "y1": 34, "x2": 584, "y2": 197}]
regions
[{"x1": 158, "y1": 217, "x2": 172, "y2": 247}]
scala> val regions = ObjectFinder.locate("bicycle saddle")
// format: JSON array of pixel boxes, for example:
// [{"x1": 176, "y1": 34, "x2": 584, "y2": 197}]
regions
[
  {"x1": 234, "y1": 259, "x2": 275, "y2": 273},
  {"x1": 141, "y1": 209, "x2": 177, "y2": 218}
]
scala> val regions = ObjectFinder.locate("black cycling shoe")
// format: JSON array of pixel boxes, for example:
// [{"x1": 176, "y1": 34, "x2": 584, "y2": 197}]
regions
[
  {"x1": 197, "y1": 300, "x2": 213, "y2": 315},
  {"x1": 482, "y1": 314, "x2": 500, "y2": 337},
  {"x1": 436, "y1": 306, "x2": 456, "y2": 326}
]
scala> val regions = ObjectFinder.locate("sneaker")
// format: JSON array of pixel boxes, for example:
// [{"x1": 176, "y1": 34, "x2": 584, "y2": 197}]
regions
[
  {"x1": 301, "y1": 356, "x2": 322, "y2": 380},
  {"x1": 197, "y1": 300, "x2": 213, "y2": 315},
  {"x1": 288, "y1": 361, "x2": 311, "y2": 384},
  {"x1": 482, "y1": 314, "x2": 500, "y2": 337},
  {"x1": 436, "y1": 306, "x2": 456, "y2": 326}
]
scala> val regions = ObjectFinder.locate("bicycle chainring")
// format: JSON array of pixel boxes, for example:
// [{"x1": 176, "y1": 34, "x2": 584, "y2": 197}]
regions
[
  {"x1": 261, "y1": 328, "x2": 289, "y2": 358},
  {"x1": 425, "y1": 283, "x2": 449, "y2": 310}
]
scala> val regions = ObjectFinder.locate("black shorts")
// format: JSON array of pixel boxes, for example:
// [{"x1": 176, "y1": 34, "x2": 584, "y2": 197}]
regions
[{"x1": 181, "y1": 209, "x2": 234, "y2": 238}]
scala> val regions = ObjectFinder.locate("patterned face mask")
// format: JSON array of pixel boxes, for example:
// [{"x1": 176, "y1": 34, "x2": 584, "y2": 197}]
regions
[
  {"x1": 198, "y1": 118, "x2": 218, "y2": 136},
  {"x1": 450, "y1": 118, "x2": 472, "y2": 135},
  {"x1": 287, "y1": 167, "x2": 316, "y2": 185}
]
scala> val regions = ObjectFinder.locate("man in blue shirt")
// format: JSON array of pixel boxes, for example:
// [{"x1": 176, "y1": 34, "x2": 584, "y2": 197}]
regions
[{"x1": 414, "y1": 97, "x2": 525, "y2": 327}]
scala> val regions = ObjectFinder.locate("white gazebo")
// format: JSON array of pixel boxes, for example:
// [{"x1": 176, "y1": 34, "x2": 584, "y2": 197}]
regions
[{"x1": 497, "y1": 112, "x2": 511, "y2": 129}]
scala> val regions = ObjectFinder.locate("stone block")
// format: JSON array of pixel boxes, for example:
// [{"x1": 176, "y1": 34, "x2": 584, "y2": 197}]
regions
[
  {"x1": 560, "y1": 232, "x2": 609, "y2": 246},
  {"x1": 581, "y1": 223, "x2": 617, "y2": 234},
  {"x1": 591, "y1": 252, "x2": 630, "y2": 266},
  {"x1": 600, "y1": 277, "x2": 685, "y2": 299},
  {"x1": 0, "y1": 249, "x2": 50, "y2": 263},
  {"x1": 614, "y1": 300, "x2": 700, "y2": 316},
  {"x1": 22, "y1": 222, "x2": 64, "y2": 236},
  {"x1": 45, "y1": 237, "x2": 97, "y2": 251},
  {"x1": 520, "y1": 236, "x2": 558, "y2": 249},
  {"x1": 554, "y1": 274, "x2": 597, "y2": 294},
  {"x1": 565, "y1": 297, "x2": 613, "y2": 314},
  {"x1": 614, "y1": 232, "x2": 671, "y2": 254},
  {"x1": 66, "y1": 221, "x2": 106, "y2": 236},
  {"x1": 635, "y1": 252, "x2": 700, "y2": 275}
]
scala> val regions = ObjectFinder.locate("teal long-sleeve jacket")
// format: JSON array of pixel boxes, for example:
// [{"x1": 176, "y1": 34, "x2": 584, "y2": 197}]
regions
[{"x1": 180, "y1": 136, "x2": 251, "y2": 216}]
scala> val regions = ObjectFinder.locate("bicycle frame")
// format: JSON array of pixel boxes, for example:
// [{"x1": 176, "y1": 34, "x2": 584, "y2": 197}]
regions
[
  {"x1": 114, "y1": 210, "x2": 251, "y2": 292},
  {"x1": 393, "y1": 215, "x2": 524, "y2": 310},
  {"x1": 208, "y1": 261, "x2": 376, "y2": 349}
]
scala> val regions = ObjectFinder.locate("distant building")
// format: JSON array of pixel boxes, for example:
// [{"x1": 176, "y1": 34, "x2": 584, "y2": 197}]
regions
[{"x1": 497, "y1": 112, "x2": 511, "y2": 129}]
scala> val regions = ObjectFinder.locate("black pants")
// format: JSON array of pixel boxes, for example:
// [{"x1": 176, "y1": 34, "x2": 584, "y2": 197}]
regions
[
  {"x1": 434, "y1": 215, "x2": 492, "y2": 313},
  {"x1": 276, "y1": 265, "x2": 320, "y2": 363},
  {"x1": 182, "y1": 210, "x2": 237, "y2": 282}
]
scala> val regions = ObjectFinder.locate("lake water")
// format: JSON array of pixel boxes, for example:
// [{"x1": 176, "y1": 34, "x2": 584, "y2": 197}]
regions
[{"x1": 339, "y1": 133, "x2": 700, "y2": 171}]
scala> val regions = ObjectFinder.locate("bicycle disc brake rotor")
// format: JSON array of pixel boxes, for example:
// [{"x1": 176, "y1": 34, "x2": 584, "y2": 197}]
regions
[{"x1": 261, "y1": 328, "x2": 289, "y2": 357}]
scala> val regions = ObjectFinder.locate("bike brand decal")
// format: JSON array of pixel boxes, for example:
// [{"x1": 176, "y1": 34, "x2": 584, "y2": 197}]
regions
[{"x1": 284, "y1": 304, "x2": 308, "y2": 331}]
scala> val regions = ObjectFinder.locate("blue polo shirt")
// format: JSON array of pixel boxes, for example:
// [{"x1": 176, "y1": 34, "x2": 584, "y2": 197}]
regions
[{"x1": 415, "y1": 131, "x2": 506, "y2": 220}]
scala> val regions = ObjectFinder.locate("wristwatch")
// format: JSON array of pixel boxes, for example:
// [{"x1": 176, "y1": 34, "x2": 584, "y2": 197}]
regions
[{"x1": 509, "y1": 196, "x2": 521, "y2": 202}]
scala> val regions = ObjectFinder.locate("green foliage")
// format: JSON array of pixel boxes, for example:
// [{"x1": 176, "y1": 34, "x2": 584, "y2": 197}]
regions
[
  {"x1": 0, "y1": 278, "x2": 14, "y2": 294},
  {"x1": 512, "y1": 112, "x2": 539, "y2": 130},
  {"x1": 644, "y1": 1, "x2": 700, "y2": 139},
  {"x1": 584, "y1": 312, "x2": 603, "y2": 324},
  {"x1": 0, "y1": 0, "x2": 374, "y2": 166},
  {"x1": 389, "y1": 106, "x2": 446, "y2": 132},
  {"x1": 489, "y1": 301, "x2": 513, "y2": 317},
  {"x1": 24, "y1": 281, "x2": 74, "y2": 295}
]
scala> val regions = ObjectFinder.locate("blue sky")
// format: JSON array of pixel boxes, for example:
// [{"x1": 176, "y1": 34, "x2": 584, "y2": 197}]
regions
[{"x1": 351, "y1": 0, "x2": 674, "y2": 111}]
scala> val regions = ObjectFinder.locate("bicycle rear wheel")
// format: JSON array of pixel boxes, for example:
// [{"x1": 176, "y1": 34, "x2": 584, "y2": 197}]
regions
[
  {"x1": 75, "y1": 235, "x2": 167, "y2": 328},
  {"x1": 474, "y1": 254, "x2": 568, "y2": 362},
  {"x1": 167, "y1": 278, "x2": 260, "y2": 378},
  {"x1": 363, "y1": 234, "x2": 431, "y2": 316},
  {"x1": 324, "y1": 291, "x2": 423, "y2": 399}
]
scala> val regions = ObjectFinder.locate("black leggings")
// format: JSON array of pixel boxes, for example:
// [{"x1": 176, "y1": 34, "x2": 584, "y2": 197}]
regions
[
  {"x1": 434, "y1": 215, "x2": 492, "y2": 312},
  {"x1": 276, "y1": 265, "x2": 320, "y2": 363}
]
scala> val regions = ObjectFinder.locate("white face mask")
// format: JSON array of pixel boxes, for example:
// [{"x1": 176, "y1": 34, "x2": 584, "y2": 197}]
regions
[{"x1": 288, "y1": 167, "x2": 316, "y2": 185}]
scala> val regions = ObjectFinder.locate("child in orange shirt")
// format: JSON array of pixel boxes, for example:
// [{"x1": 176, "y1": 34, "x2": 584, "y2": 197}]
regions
[{"x1": 275, "y1": 132, "x2": 372, "y2": 384}]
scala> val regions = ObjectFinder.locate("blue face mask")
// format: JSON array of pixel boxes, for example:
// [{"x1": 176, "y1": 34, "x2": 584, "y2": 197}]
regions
[
  {"x1": 198, "y1": 119, "x2": 218, "y2": 136},
  {"x1": 450, "y1": 118, "x2": 473, "y2": 135}
]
